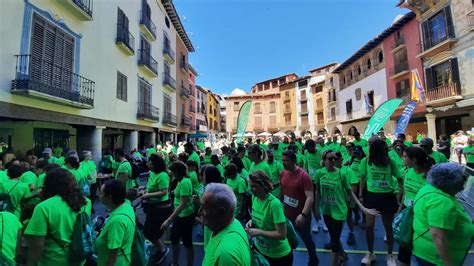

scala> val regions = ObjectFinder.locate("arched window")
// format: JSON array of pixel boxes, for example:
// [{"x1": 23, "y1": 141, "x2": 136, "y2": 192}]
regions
[
  {"x1": 349, "y1": 70, "x2": 353, "y2": 80},
  {"x1": 367, "y1": 58, "x2": 372, "y2": 70},
  {"x1": 378, "y1": 51, "x2": 384, "y2": 63},
  {"x1": 357, "y1": 64, "x2": 362, "y2": 75}
]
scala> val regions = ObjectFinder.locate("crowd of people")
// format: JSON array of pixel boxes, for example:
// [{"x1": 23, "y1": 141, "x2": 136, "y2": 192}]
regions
[{"x1": 0, "y1": 130, "x2": 473, "y2": 266}]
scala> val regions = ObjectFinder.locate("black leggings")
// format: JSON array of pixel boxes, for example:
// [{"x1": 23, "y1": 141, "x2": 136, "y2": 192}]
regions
[
  {"x1": 323, "y1": 215, "x2": 344, "y2": 252},
  {"x1": 170, "y1": 214, "x2": 195, "y2": 248},
  {"x1": 263, "y1": 250, "x2": 293, "y2": 266}
]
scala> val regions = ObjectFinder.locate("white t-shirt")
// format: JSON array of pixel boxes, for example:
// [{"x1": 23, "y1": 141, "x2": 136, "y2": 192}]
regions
[{"x1": 454, "y1": 135, "x2": 468, "y2": 148}]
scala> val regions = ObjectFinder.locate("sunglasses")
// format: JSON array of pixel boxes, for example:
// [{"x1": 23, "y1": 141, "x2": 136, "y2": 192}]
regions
[{"x1": 325, "y1": 157, "x2": 336, "y2": 161}]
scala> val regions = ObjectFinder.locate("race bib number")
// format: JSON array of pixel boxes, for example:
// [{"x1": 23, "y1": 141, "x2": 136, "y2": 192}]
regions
[
  {"x1": 283, "y1": 195, "x2": 299, "y2": 208},
  {"x1": 322, "y1": 195, "x2": 337, "y2": 205},
  {"x1": 308, "y1": 168, "x2": 316, "y2": 176},
  {"x1": 373, "y1": 180, "x2": 390, "y2": 188},
  {"x1": 256, "y1": 237, "x2": 267, "y2": 249}
]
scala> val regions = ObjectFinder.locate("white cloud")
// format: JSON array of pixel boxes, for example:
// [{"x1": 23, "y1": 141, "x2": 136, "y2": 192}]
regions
[{"x1": 231, "y1": 88, "x2": 246, "y2": 96}]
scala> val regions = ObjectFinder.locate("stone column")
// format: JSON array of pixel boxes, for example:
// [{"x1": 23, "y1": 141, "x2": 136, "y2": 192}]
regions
[
  {"x1": 76, "y1": 126, "x2": 103, "y2": 165},
  {"x1": 123, "y1": 130, "x2": 138, "y2": 154},
  {"x1": 426, "y1": 113, "x2": 437, "y2": 144}
]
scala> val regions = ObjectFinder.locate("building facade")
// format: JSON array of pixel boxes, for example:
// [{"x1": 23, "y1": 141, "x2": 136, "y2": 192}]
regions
[
  {"x1": 0, "y1": 0, "x2": 193, "y2": 162},
  {"x1": 206, "y1": 89, "x2": 220, "y2": 133},
  {"x1": 399, "y1": 0, "x2": 474, "y2": 142},
  {"x1": 188, "y1": 64, "x2": 198, "y2": 134},
  {"x1": 195, "y1": 85, "x2": 207, "y2": 133},
  {"x1": 175, "y1": 33, "x2": 192, "y2": 141}
]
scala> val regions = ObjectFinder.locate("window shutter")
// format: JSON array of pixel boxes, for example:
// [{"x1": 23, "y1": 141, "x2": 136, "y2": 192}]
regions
[
  {"x1": 444, "y1": 6, "x2": 454, "y2": 38},
  {"x1": 421, "y1": 20, "x2": 431, "y2": 50},
  {"x1": 31, "y1": 15, "x2": 45, "y2": 82},
  {"x1": 425, "y1": 67, "x2": 434, "y2": 90},
  {"x1": 450, "y1": 58, "x2": 460, "y2": 87},
  {"x1": 116, "y1": 72, "x2": 121, "y2": 99}
]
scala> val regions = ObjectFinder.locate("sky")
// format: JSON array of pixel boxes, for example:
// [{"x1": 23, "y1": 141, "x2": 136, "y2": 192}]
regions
[{"x1": 173, "y1": 0, "x2": 409, "y2": 95}]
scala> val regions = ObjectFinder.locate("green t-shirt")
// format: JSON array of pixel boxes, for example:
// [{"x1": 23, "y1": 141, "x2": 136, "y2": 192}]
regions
[
  {"x1": 304, "y1": 151, "x2": 322, "y2": 177},
  {"x1": 464, "y1": 146, "x2": 474, "y2": 163},
  {"x1": 314, "y1": 168, "x2": 352, "y2": 221},
  {"x1": 403, "y1": 168, "x2": 427, "y2": 207},
  {"x1": 358, "y1": 157, "x2": 401, "y2": 193},
  {"x1": 189, "y1": 151, "x2": 201, "y2": 170},
  {"x1": 0, "y1": 171, "x2": 8, "y2": 183},
  {"x1": 203, "y1": 154, "x2": 212, "y2": 165},
  {"x1": 0, "y1": 211, "x2": 23, "y2": 263},
  {"x1": 249, "y1": 161, "x2": 272, "y2": 179},
  {"x1": 0, "y1": 179, "x2": 31, "y2": 218},
  {"x1": 36, "y1": 173, "x2": 46, "y2": 191},
  {"x1": 96, "y1": 202, "x2": 135, "y2": 266},
  {"x1": 20, "y1": 170, "x2": 37, "y2": 189},
  {"x1": 68, "y1": 168, "x2": 86, "y2": 185},
  {"x1": 146, "y1": 148, "x2": 156, "y2": 157},
  {"x1": 47, "y1": 156, "x2": 58, "y2": 164},
  {"x1": 202, "y1": 219, "x2": 251, "y2": 266},
  {"x1": 403, "y1": 140, "x2": 413, "y2": 147},
  {"x1": 197, "y1": 142, "x2": 205, "y2": 151},
  {"x1": 111, "y1": 160, "x2": 120, "y2": 178},
  {"x1": 146, "y1": 171, "x2": 170, "y2": 203},
  {"x1": 188, "y1": 171, "x2": 203, "y2": 196},
  {"x1": 413, "y1": 184, "x2": 474, "y2": 266},
  {"x1": 341, "y1": 165, "x2": 358, "y2": 185},
  {"x1": 251, "y1": 194, "x2": 291, "y2": 258},
  {"x1": 216, "y1": 164, "x2": 225, "y2": 179},
  {"x1": 56, "y1": 156, "x2": 65, "y2": 167},
  {"x1": 430, "y1": 150, "x2": 448, "y2": 164},
  {"x1": 80, "y1": 160, "x2": 97, "y2": 183},
  {"x1": 227, "y1": 176, "x2": 247, "y2": 217},
  {"x1": 352, "y1": 139, "x2": 368, "y2": 148},
  {"x1": 242, "y1": 157, "x2": 252, "y2": 171},
  {"x1": 174, "y1": 178, "x2": 194, "y2": 218},
  {"x1": 221, "y1": 155, "x2": 231, "y2": 167},
  {"x1": 267, "y1": 161, "x2": 284, "y2": 197},
  {"x1": 350, "y1": 158, "x2": 363, "y2": 181},
  {"x1": 273, "y1": 148, "x2": 282, "y2": 162},
  {"x1": 317, "y1": 143, "x2": 330, "y2": 153},
  {"x1": 296, "y1": 153, "x2": 305, "y2": 167},
  {"x1": 388, "y1": 150, "x2": 405, "y2": 174},
  {"x1": 116, "y1": 160, "x2": 135, "y2": 190},
  {"x1": 24, "y1": 195, "x2": 92, "y2": 266}
]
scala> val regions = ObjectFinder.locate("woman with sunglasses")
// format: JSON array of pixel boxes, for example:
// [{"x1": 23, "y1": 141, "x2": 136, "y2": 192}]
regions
[
  {"x1": 245, "y1": 170, "x2": 293, "y2": 266},
  {"x1": 315, "y1": 150, "x2": 378, "y2": 266}
]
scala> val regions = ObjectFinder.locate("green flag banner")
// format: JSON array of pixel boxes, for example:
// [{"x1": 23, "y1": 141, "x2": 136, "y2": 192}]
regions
[
  {"x1": 236, "y1": 101, "x2": 252, "y2": 143},
  {"x1": 363, "y1": 98, "x2": 403, "y2": 140}
]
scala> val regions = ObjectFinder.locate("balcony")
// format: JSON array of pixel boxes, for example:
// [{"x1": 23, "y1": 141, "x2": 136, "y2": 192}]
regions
[
  {"x1": 180, "y1": 85, "x2": 190, "y2": 99},
  {"x1": 11, "y1": 54, "x2": 95, "y2": 109},
  {"x1": 163, "y1": 44, "x2": 175, "y2": 64},
  {"x1": 389, "y1": 60, "x2": 409, "y2": 79},
  {"x1": 60, "y1": 0, "x2": 93, "y2": 21},
  {"x1": 391, "y1": 36, "x2": 405, "y2": 53},
  {"x1": 162, "y1": 112, "x2": 177, "y2": 126},
  {"x1": 137, "y1": 102, "x2": 159, "y2": 122},
  {"x1": 424, "y1": 83, "x2": 462, "y2": 107},
  {"x1": 181, "y1": 116, "x2": 191, "y2": 127},
  {"x1": 180, "y1": 58, "x2": 188, "y2": 72},
  {"x1": 139, "y1": 11, "x2": 156, "y2": 41},
  {"x1": 137, "y1": 49, "x2": 158, "y2": 77},
  {"x1": 116, "y1": 24, "x2": 135, "y2": 55},
  {"x1": 163, "y1": 73, "x2": 176, "y2": 92},
  {"x1": 417, "y1": 26, "x2": 457, "y2": 58},
  {"x1": 328, "y1": 91, "x2": 337, "y2": 104}
]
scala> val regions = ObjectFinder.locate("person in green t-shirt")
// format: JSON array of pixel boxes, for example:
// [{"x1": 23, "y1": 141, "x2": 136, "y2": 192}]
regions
[
  {"x1": 139, "y1": 154, "x2": 172, "y2": 264},
  {"x1": 246, "y1": 170, "x2": 292, "y2": 264},
  {"x1": 420, "y1": 138, "x2": 448, "y2": 164},
  {"x1": 248, "y1": 145, "x2": 272, "y2": 179},
  {"x1": 1, "y1": 165, "x2": 31, "y2": 218},
  {"x1": 352, "y1": 132, "x2": 368, "y2": 148},
  {"x1": 211, "y1": 155, "x2": 225, "y2": 179},
  {"x1": 24, "y1": 168, "x2": 91, "y2": 266},
  {"x1": 185, "y1": 142, "x2": 201, "y2": 170},
  {"x1": 113, "y1": 149, "x2": 135, "y2": 191},
  {"x1": 237, "y1": 146, "x2": 252, "y2": 171},
  {"x1": 412, "y1": 163, "x2": 473, "y2": 266},
  {"x1": 97, "y1": 179, "x2": 135, "y2": 266},
  {"x1": 396, "y1": 133, "x2": 413, "y2": 147},
  {"x1": 396, "y1": 147, "x2": 435, "y2": 266},
  {"x1": 0, "y1": 211, "x2": 22, "y2": 264},
  {"x1": 272, "y1": 143, "x2": 283, "y2": 163},
  {"x1": 19, "y1": 161, "x2": 37, "y2": 192},
  {"x1": 146, "y1": 145, "x2": 157, "y2": 158},
  {"x1": 220, "y1": 146, "x2": 231, "y2": 167},
  {"x1": 266, "y1": 149, "x2": 284, "y2": 197},
  {"x1": 304, "y1": 139, "x2": 322, "y2": 177},
  {"x1": 203, "y1": 147, "x2": 212, "y2": 165},
  {"x1": 316, "y1": 150, "x2": 376, "y2": 266},
  {"x1": 201, "y1": 183, "x2": 251, "y2": 266},
  {"x1": 80, "y1": 151, "x2": 97, "y2": 189},
  {"x1": 186, "y1": 160, "x2": 203, "y2": 197},
  {"x1": 225, "y1": 164, "x2": 247, "y2": 220},
  {"x1": 161, "y1": 161, "x2": 194, "y2": 266},
  {"x1": 463, "y1": 139, "x2": 474, "y2": 168},
  {"x1": 358, "y1": 139, "x2": 402, "y2": 265},
  {"x1": 65, "y1": 156, "x2": 90, "y2": 197}
]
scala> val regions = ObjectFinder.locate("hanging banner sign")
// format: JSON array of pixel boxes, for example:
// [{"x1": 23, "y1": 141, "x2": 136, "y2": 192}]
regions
[
  {"x1": 395, "y1": 101, "x2": 417, "y2": 136},
  {"x1": 236, "y1": 101, "x2": 252, "y2": 143},
  {"x1": 363, "y1": 99, "x2": 403, "y2": 140}
]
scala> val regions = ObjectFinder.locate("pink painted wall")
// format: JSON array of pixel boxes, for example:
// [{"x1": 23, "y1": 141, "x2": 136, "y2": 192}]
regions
[{"x1": 383, "y1": 18, "x2": 426, "y2": 116}]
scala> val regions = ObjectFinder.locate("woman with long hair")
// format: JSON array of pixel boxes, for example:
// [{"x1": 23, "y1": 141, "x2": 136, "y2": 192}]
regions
[
  {"x1": 141, "y1": 153, "x2": 172, "y2": 264},
  {"x1": 397, "y1": 147, "x2": 434, "y2": 266},
  {"x1": 358, "y1": 139, "x2": 402, "y2": 266},
  {"x1": 24, "y1": 168, "x2": 90, "y2": 265},
  {"x1": 248, "y1": 144, "x2": 272, "y2": 178}
]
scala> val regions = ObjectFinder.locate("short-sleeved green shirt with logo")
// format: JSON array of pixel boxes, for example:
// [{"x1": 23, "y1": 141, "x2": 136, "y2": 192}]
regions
[
  {"x1": 24, "y1": 195, "x2": 92, "y2": 266},
  {"x1": 413, "y1": 184, "x2": 474, "y2": 266},
  {"x1": 146, "y1": 148, "x2": 157, "y2": 158},
  {"x1": 221, "y1": 155, "x2": 231, "y2": 167},
  {"x1": 268, "y1": 161, "x2": 284, "y2": 197},
  {"x1": 352, "y1": 139, "x2": 368, "y2": 148},
  {"x1": 358, "y1": 158, "x2": 401, "y2": 193},
  {"x1": 249, "y1": 161, "x2": 272, "y2": 179},
  {"x1": 430, "y1": 150, "x2": 448, "y2": 164},
  {"x1": 242, "y1": 156, "x2": 252, "y2": 171},
  {"x1": 0, "y1": 171, "x2": 8, "y2": 183},
  {"x1": 96, "y1": 202, "x2": 135, "y2": 266},
  {"x1": 216, "y1": 163, "x2": 225, "y2": 178},
  {"x1": 80, "y1": 160, "x2": 97, "y2": 183},
  {"x1": 403, "y1": 168, "x2": 427, "y2": 207},
  {"x1": 146, "y1": 171, "x2": 170, "y2": 203},
  {"x1": 55, "y1": 156, "x2": 65, "y2": 167},
  {"x1": 227, "y1": 176, "x2": 247, "y2": 217},
  {"x1": 0, "y1": 211, "x2": 22, "y2": 263},
  {"x1": 388, "y1": 150, "x2": 406, "y2": 175},
  {"x1": 273, "y1": 148, "x2": 282, "y2": 162},
  {"x1": 116, "y1": 160, "x2": 135, "y2": 190},
  {"x1": 20, "y1": 170, "x2": 37, "y2": 188},
  {"x1": 36, "y1": 173, "x2": 46, "y2": 191},
  {"x1": 174, "y1": 178, "x2": 194, "y2": 217},
  {"x1": 203, "y1": 219, "x2": 251, "y2": 266},
  {"x1": 0, "y1": 179, "x2": 31, "y2": 218},
  {"x1": 251, "y1": 194, "x2": 291, "y2": 258},
  {"x1": 188, "y1": 171, "x2": 203, "y2": 196},
  {"x1": 464, "y1": 146, "x2": 474, "y2": 163},
  {"x1": 304, "y1": 151, "x2": 322, "y2": 178},
  {"x1": 403, "y1": 140, "x2": 413, "y2": 147},
  {"x1": 203, "y1": 154, "x2": 212, "y2": 165},
  {"x1": 188, "y1": 151, "x2": 201, "y2": 170},
  {"x1": 350, "y1": 158, "x2": 363, "y2": 181},
  {"x1": 314, "y1": 168, "x2": 351, "y2": 220}
]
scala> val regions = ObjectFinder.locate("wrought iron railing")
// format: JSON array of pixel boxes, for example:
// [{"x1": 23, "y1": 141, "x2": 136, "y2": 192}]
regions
[
  {"x1": 425, "y1": 83, "x2": 461, "y2": 103},
  {"x1": 163, "y1": 44, "x2": 175, "y2": 60},
  {"x1": 137, "y1": 102, "x2": 159, "y2": 121},
  {"x1": 11, "y1": 54, "x2": 95, "y2": 106},
  {"x1": 163, "y1": 72, "x2": 176, "y2": 89},
  {"x1": 73, "y1": 0, "x2": 93, "y2": 17},
  {"x1": 180, "y1": 85, "x2": 190, "y2": 98},
  {"x1": 391, "y1": 35, "x2": 405, "y2": 50},
  {"x1": 389, "y1": 60, "x2": 409, "y2": 76},
  {"x1": 419, "y1": 25, "x2": 456, "y2": 52},
  {"x1": 181, "y1": 116, "x2": 191, "y2": 127},
  {"x1": 138, "y1": 49, "x2": 158, "y2": 75},
  {"x1": 180, "y1": 58, "x2": 188, "y2": 71},
  {"x1": 139, "y1": 11, "x2": 156, "y2": 39},
  {"x1": 116, "y1": 24, "x2": 135, "y2": 53},
  {"x1": 162, "y1": 112, "x2": 177, "y2": 126}
]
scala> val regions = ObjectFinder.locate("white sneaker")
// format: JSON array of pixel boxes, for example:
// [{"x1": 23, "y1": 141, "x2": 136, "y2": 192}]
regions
[
  {"x1": 386, "y1": 255, "x2": 396, "y2": 266},
  {"x1": 361, "y1": 253, "x2": 376, "y2": 265},
  {"x1": 312, "y1": 224, "x2": 319, "y2": 233}
]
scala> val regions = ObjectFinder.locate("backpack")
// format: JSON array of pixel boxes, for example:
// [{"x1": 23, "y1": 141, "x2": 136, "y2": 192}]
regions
[
  {"x1": 392, "y1": 192, "x2": 440, "y2": 250},
  {"x1": 0, "y1": 182, "x2": 20, "y2": 213},
  {"x1": 69, "y1": 212, "x2": 96, "y2": 263},
  {"x1": 119, "y1": 214, "x2": 152, "y2": 266},
  {"x1": 78, "y1": 177, "x2": 91, "y2": 197}
]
